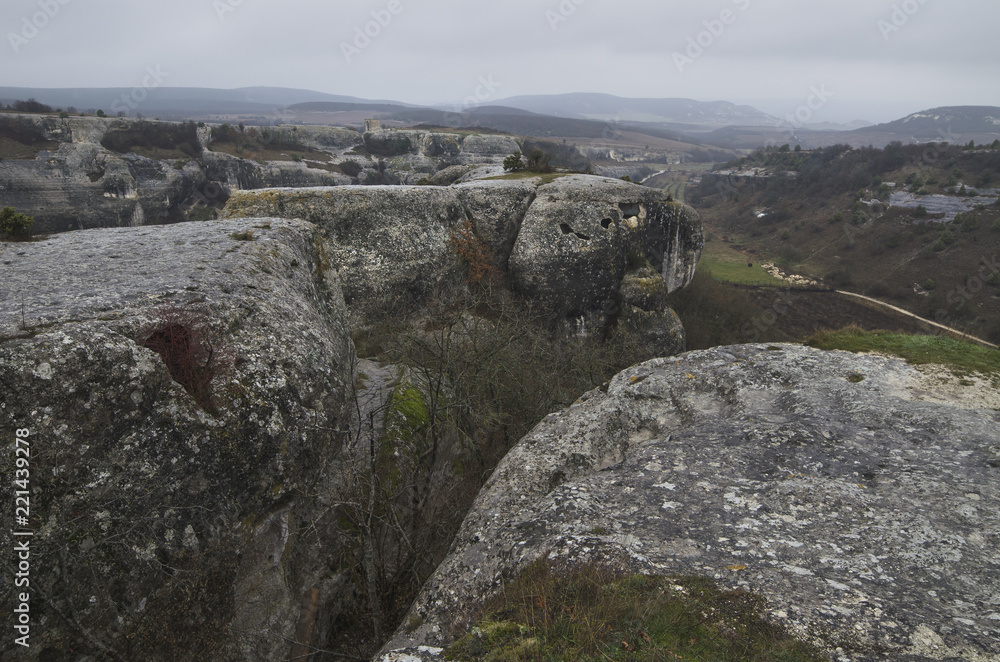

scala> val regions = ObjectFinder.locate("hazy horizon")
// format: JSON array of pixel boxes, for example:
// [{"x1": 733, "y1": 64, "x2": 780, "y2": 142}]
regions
[{"x1": 2, "y1": 0, "x2": 998, "y2": 124}]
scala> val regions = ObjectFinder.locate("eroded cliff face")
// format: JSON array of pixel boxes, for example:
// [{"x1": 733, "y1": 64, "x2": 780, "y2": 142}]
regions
[
  {"x1": 0, "y1": 115, "x2": 535, "y2": 234},
  {"x1": 378, "y1": 344, "x2": 1000, "y2": 662},
  {"x1": 0, "y1": 115, "x2": 357, "y2": 234},
  {"x1": 222, "y1": 175, "x2": 702, "y2": 346},
  {"x1": 0, "y1": 219, "x2": 357, "y2": 661}
]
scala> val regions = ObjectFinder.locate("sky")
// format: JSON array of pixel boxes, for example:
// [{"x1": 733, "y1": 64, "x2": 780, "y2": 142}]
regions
[{"x1": 2, "y1": 0, "x2": 998, "y2": 123}]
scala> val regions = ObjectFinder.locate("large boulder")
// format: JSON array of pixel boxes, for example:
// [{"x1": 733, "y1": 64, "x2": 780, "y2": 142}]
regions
[
  {"x1": 380, "y1": 344, "x2": 1000, "y2": 661},
  {"x1": 454, "y1": 179, "x2": 537, "y2": 270},
  {"x1": 223, "y1": 186, "x2": 473, "y2": 325},
  {"x1": 508, "y1": 175, "x2": 702, "y2": 333},
  {"x1": 0, "y1": 218, "x2": 357, "y2": 661},
  {"x1": 222, "y1": 176, "x2": 702, "y2": 348}
]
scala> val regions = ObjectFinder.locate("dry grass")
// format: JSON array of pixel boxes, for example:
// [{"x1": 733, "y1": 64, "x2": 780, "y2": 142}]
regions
[{"x1": 446, "y1": 561, "x2": 827, "y2": 662}]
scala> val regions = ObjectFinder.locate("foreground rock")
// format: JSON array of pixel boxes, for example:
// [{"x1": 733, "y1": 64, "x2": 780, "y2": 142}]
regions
[
  {"x1": 0, "y1": 219, "x2": 356, "y2": 661},
  {"x1": 381, "y1": 344, "x2": 1000, "y2": 661},
  {"x1": 222, "y1": 175, "x2": 702, "y2": 345}
]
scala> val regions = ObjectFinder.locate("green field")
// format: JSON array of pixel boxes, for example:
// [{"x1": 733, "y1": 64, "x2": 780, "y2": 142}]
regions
[
  {"x1": 806, "y1": 327, "x2": 1000, "y2": 376},
  {"x1": 697, "y1": 240, "x2": 788, "y2": 286}
]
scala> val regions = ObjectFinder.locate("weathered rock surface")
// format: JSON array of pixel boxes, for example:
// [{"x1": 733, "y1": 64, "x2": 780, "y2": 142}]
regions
[
  {"x1": 0, "y1": 219, "x2": 357, "y2": 661},
  {"x1": 0, "y1": 115, "x2": 358, "y2": 234},
  {"x1": 509, "y1": 175, "x2": 701, "y2": 332},
  {"x1": 0, "y1": 140, "x2": 207, "y2": 233},
  {"x1": 381, "y1": 344, "x2": 1000, "y2": 662},
  {"x1": 363, "y1": 129, "x2": 520, "y2": 163},
  {"x1": 222, "y1": 176, "x2": 701, "y2": 344},
  {"x1": 453, "y1": 180, "x2": 537, "y2": 270},
  {"x1": 223, "y1": 186, "x2": 473, "y2": 327}
]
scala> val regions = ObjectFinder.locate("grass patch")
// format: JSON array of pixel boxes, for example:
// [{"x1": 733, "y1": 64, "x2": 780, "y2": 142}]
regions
[
  {"x1": 484, "y1": 172, "x2": 575, "y2": 185},
  {"x1": 697, "y1": 242, "x2": 788, "y2": 287},
  {"x1": 805, "y1": 327, "x2": 1000, "y2": 374},
  {"x1": 129, "y1": 145, "x2": 196, "y2": 161},
  {"x1": 210, "y1": 142, "x2": 331, "y2": 165},
  {"x1": 445, "y1": 561, "x2": 826, "y2": 662},
  {"x1": 0, "y1": 135, "x2": 59, "y2": 159},
  {"x1": 699, "y1": 256, "x2": 788, "y2": 287}
]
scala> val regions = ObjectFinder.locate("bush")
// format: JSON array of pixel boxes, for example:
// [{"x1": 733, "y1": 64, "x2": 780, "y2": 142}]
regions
[
  {"x1": 526, "y1": 148, "x2": 554, "y2": 173},
  {"x1": 448, "y1": 220, "x2": 498, "y2": 286},
  {"x1": 0, "y1": 206, "x2": 34, "y2": 240},
  {"x1": 339, "y1": 160, "x2": 364, "y2": 178},
  {"x1": 959, "y1": 214, "x2": 979, "y2": 231},
  {"x1": 503, "y1": 152, "x2": 524, "y2": 172},
  {"x1": 141, "y1": 306, "x2": 233, "y2": 415},
  {"x1": 12, "y1": 98, "x2": 53, "y2": 114}
]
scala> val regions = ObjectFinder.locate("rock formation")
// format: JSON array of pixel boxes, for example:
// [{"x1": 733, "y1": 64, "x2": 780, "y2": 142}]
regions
[
  {"x1": 0, "y1": 114, "x2": 529, "y2": 234},
  {"x1": 379, "y1": 344, "x2": 1000, "y2": 661},
  {"x1": 222, "y1": 175, "x2": 702, "y2": 347},
  {"x1": 0, "y1": 219, "x2": 357, "y2": 660}
]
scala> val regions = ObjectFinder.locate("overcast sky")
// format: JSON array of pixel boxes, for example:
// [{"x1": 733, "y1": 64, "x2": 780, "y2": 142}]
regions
[{"x1": 2, "y1": 0, "x2": 998, "y2": 123}]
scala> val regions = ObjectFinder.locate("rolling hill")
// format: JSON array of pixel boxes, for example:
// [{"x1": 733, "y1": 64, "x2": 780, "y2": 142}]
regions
[{"x1": 495, "y1": 92, "x2": 779, "y2": 127}]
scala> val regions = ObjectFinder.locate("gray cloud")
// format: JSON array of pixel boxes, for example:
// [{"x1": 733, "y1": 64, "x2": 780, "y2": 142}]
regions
[{"x1": 1, "y1": 0, "x2": 997, "y2": 122}]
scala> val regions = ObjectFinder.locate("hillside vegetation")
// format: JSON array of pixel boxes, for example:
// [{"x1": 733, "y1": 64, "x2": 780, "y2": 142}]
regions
[{"x1": 689, "y1": 141, "x2": 1000, "y2": 343}]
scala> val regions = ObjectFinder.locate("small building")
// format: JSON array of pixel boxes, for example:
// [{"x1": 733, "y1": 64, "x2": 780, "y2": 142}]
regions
[{"x1": 364, "y1": 119, "x2": 381, "y2": 132}]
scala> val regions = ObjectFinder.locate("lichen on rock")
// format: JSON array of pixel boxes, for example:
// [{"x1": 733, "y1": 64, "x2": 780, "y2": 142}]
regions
[
  {"x1": 379, "y1": 343, "x2": 1000, "y2": 661},
  {"x1": 0, "y1": 218, "x2": 356, "y2": 661}
]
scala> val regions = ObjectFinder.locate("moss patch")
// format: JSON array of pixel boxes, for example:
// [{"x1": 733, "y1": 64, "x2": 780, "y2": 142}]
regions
[
  {"x1": 445, "y1": 561, "x2": 826, "y2": 662},
  {"x1": 484, "y1": 172, "x2": 574, "y2": 185}
]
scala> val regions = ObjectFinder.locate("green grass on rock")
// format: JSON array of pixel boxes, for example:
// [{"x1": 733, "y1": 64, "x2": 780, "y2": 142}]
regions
[{"x1": 445, "y1": 561, "x2": 827, "y2": 662}]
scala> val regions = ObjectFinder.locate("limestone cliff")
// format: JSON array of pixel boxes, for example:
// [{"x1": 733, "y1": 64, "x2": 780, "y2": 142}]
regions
[
  {"x1": 380, "y1": 344, "x2": 1000, "y2": 661},
  {"x1": 0, "y1": 115, "x2": 356, "y2": 234},
  {"x1": 0, "y1": 219, "x2": 356, "y2": 661},
  {"x1": 222, "y1": 175, "x2": 702, "y2": 345},
  {"x1": 0, "y1": 115, "x2": 525, "y2": 235}
]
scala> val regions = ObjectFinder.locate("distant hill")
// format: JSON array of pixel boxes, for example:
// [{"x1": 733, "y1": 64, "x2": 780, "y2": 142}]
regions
[
  {"x1": 696, "y1": 107, "x2": 1000, "y2": 150},
  {"x1": 0, "y1": 86, "x2": 414, "y2": 118},
  {"x1": 289, "y1": 101, "x2": 413, "y2": 114},
  {"x1": 387, "y1": 105, "x2": 669, "y2": 139},
  {"x1": 847, "y1": 106, "x2": 1000, "y2": 144},
  {"x1": 495, "y1": 93, "x2": 779, "y2": 127}
]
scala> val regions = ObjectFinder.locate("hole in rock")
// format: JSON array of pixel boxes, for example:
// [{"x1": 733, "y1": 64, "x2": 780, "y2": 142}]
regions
[
  {"x1": 619, "y1": 202, "x2": 641, "y2": 218},
  {"x1": 559, "y1": 223, "x2": 591, "y2": 241}
]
